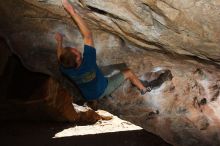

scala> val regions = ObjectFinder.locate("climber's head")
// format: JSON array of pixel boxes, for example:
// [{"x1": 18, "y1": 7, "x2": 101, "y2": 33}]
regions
[{"x1": 59, "y1": 47, "x2": 82, "y2": 68}]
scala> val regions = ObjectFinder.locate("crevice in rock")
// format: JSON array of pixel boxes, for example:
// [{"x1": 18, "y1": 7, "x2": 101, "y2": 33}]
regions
[
  {"x1": 159, "y1": 0, "x2": 179, "y2": 11},
  {"x1": 86, "y1": 5, "x2": 127, "y2": 22},
  {"x1": 111, "y1": 18, "x2": 168, "y2": 52},
  {"x1": 23, "y1": 15, "x2": 68, "y2": 23},
  {"x1": 187, "y1": 55, "x2": 220, "y2": 69},
  {"x1": 142, "y1": 2, "x2": 180, "y2": 34},
  {"x1": 141, "y1": 70, "x2": 173, "y2": 90}
]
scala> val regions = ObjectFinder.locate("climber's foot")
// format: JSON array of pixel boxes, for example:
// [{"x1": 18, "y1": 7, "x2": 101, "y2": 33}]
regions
[{"x1": 140, "y1": 86, "x2": 152, "y2": 95}]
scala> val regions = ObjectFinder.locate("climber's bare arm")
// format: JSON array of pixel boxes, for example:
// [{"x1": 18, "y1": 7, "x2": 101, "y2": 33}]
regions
[
  {"x1": 62, "y1": 0, "x2": 94, "y2": 47},
  {"x1": 55, "y1": 33, "x2": 63, "y2": 61}
]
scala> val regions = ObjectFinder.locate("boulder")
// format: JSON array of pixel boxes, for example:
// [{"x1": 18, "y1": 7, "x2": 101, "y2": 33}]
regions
[{"x1": 1, "y1": 0, "x2": 220, "y2": 146}]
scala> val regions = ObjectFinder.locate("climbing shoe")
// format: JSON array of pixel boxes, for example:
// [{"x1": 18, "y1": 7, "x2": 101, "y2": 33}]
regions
[{"x1": 140, "y1": 86, "x2": 152, "y2": 95}]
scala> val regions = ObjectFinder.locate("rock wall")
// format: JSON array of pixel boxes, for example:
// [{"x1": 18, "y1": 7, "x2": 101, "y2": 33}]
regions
[
  {"x1": 1, "y1": 0, "x2": 220, "y2": 146},
  {"x1": 98, "y1": 51, "x2": 220, "y2": 146}
]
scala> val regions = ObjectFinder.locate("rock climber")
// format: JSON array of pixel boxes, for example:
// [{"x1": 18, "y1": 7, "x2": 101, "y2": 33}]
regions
[{"x1": 55, "y1": 0, "x2": 151, "y2": 101}]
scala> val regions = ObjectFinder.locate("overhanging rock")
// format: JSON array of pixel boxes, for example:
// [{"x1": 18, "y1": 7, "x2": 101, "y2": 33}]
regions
[{"x1": 1, "y1": 0, "x2": 220, "y2": 146}]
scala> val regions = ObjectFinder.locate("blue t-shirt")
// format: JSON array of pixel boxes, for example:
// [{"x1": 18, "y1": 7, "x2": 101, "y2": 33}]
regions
[{"x1": 60, "y1": 45, "x2": 108, "y2": 100}]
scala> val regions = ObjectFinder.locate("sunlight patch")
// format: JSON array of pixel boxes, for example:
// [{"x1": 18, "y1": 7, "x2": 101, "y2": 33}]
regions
[{"x1": 53, "y1": 112, "x2": 142, "y2": 138}]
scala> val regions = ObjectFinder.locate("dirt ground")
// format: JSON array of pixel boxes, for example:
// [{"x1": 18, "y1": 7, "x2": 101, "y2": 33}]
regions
[{"x1": 0, "y1": 118, "x2": 170, "y2": 146}]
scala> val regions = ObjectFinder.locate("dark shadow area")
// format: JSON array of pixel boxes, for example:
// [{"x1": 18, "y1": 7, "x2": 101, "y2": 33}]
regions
[
  {"x1": 0, "y1": 39, "x2": 51, "y2": 121},
  {"x1": 0, "y1": 121, "x2": 170, "y2": 146},
  {"x1": 0, "y1": 54, "x2": 49, "y2": 101},
  {"x1": 0, "y1": 53, "x2": 51, "y2": 121}
]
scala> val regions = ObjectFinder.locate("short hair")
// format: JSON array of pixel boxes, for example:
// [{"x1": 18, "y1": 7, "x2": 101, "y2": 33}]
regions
[{"x1": 59, "y1": 47, "x2": 77, "y2": 68}]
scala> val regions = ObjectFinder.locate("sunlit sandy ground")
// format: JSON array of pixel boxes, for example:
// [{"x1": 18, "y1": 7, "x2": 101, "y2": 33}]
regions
[{"x1": 54, "y1": 110, "x2": 142, "y2": 138}]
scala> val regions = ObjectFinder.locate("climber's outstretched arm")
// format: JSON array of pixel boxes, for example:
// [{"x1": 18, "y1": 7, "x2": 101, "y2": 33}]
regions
[
  {"x1": 62, "y1": 0, "x2": 94, "y2": 47},
  {"x1": 55, "y1": 33, "x2": 63, "y2": 61}
]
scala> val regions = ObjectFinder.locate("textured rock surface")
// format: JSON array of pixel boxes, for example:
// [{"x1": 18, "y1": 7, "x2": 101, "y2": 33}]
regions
[
  {"x1": 98, "y1": 52, "x2": 220, "y2": 146},
  {"x1": 1, "y1": 0, "x2": 220, "y2": 146},
  {"x1": 1, "y1": 0, "x2": 220, "y2": 66}
]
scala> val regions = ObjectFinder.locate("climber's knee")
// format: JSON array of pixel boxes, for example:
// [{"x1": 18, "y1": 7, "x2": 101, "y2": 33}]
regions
[{"x1": 122, "y1": 68, "x2": 133, "y2": 79}]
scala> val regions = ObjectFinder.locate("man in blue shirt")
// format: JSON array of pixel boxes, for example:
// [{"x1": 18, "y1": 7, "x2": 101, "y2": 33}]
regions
[{"x1": 55, "y1": 0, "x2": 151, "y2": 101}]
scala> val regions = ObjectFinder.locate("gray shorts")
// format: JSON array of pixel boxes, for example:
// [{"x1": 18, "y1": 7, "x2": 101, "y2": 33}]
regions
[{"x1": 99, "y1": 72, "x2": 125, "y2": 99}]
